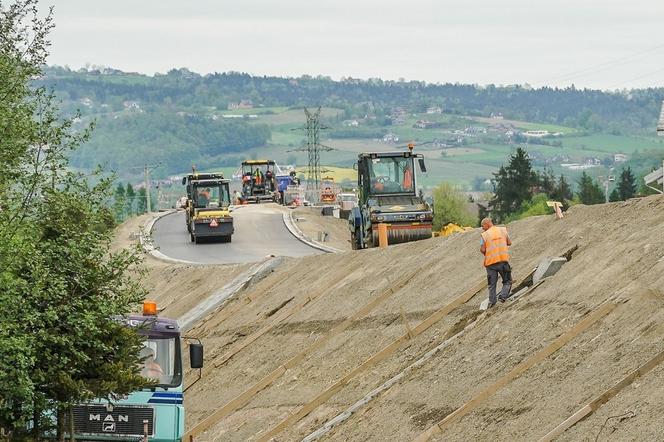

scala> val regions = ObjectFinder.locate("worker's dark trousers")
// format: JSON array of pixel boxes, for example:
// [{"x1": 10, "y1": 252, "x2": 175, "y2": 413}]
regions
[{"x1": 486, "y1": 261, "x2": 512, "y2": 306}]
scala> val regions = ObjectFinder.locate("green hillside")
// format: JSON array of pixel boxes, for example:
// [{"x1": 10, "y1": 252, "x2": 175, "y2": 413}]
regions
[{"x1": 40, "y1": 66, "x2": 664, "y2": 187}]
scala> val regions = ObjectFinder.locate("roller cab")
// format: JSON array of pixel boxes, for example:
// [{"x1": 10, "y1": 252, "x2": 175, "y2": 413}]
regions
[{"x1": 187, "y1": 178, "x2": 234, "y2": 243}]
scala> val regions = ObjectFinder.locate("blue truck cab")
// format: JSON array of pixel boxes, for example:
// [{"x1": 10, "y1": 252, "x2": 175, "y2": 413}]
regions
[{"x1": 68, "y1": 301, "x2": 203, "y2": 441}]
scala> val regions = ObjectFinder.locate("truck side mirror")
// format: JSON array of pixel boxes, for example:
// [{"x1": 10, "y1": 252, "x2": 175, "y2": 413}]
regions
[
  {"x1": 418, "y1": 158, "x2": 427, "y2": 173},
  {"x1": 353, "y1": 163, "x2": 358, "y2": 171},
  {"x1": 181, "y1": 177, "x2": 187, "y2": 185},
  {"x1": 189, "y1": 343, "x2": 204, "y2": 369}
]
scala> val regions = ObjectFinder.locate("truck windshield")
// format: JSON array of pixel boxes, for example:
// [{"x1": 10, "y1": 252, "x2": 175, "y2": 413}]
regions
[
  {"x1": 193, "y1": 183, "x2": 230, "y2": 208},
  {"x1": 369, "y1": 156, "x2": 415, "y2": 194},
  {"x1": 140, "y1": 337, "x2": 182, "y2": 388}
]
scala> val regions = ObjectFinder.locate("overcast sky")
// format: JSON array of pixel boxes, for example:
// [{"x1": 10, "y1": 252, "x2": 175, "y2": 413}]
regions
[{"x1": 43, "y1": 0, "x2": 663, "y2": 90}]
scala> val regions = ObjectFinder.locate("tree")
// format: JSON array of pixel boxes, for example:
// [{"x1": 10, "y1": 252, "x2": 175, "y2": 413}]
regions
[
  {"x1": 535, "y1": 168, "x2": 556, "y2": 196},
  {"x1": 125, "y1": 183, "x2": 136, "y2": 215},
  {"x1": 551, "y1": 174, "x2": 573, "y2": 207},
  {"x1": 609, "y1": 188, "x2": 621, "y2": 202},
  {"x1": 0, "y1": 2, "x2": 146, "y2": 438},
  {"x1": 488, "y1": 147, "x2": 536, "y2": 222},
  {"x1": 136, "y1": 188, "x2": 147, "y2": 214},
  {"x1": 576, "y1": 171, "x2": 604, "y2": 205},
  {"x1": 432, "y1": 182, "x2": 476, "y2": 230},
  {"x1": 616, "y1": 166, "x2": 637, "y2": 200},
  {"x1": 113, "y1": 182, "x2": 126, "y2": 221}
]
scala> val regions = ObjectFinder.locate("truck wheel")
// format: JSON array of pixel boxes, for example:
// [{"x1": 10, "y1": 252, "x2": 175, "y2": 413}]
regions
[
  {"x1": 190, "y1": 233, "x2": 195, "y2": 243},
  {"x1": 194, "y1": 236, "x2": 200, "y2": 244},
  {"x1": 223, "y1": 235, "x2": 232, "y2": 243}
]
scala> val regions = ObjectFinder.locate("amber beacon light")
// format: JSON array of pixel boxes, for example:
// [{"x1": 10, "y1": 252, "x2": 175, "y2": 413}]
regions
[{"x1": 143, "y1": 300, "x2": 158, "y2": 316}]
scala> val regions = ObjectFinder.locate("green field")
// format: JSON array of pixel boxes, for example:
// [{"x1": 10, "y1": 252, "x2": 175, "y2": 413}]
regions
[
  {"x1": 560, "y1": 134, "x2": 664, "y2": 153},
  {"x1": 219, "y1": 106, "x2": 289, "y2": 116}
]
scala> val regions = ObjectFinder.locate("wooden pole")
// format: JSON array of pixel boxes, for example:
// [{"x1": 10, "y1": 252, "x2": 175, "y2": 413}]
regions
[{"x1": 538, "y1": 348, "x2": 664, "y2": 441}]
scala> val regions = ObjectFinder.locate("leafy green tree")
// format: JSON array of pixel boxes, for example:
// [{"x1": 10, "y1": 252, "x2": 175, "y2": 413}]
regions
[
  {"x1": 489, "y1": 147, "x2": 536, "y2": 222},
  {"x1": 0, "y1": 2, "x2": 147, "y2": 438},
  {"x1": 576, "y1": 171, "x2": 605, "y2": 205},
  {"x1": 617, "y1": 166, "x2": 637, "y2": 200},
  {"x1": 432, "y1": 182, "x2": 476, "y2": 230},
  {"x1": 504, "y1": 193, "x2": 551, "y2": 222}
]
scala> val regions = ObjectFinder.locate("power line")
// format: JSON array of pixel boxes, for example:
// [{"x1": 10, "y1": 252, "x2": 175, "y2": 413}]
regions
[
  {"x1": 539, "y1": 43, "x2": 664, "y2": 85},
  {"x1": 130, "y1": 162, "x2": 162, "y2": 213},
  {"x1": 605, "y1": 66, "x2": 664, "y2": 89}
]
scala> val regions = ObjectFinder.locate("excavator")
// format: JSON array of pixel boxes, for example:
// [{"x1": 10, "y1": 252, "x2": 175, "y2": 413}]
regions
[
  {"x1": 181, "y1": 171, "x2": 233, "y2": 243},
  {"x1": 349, "y1": 144, "x2": 433, "y2": 249}
]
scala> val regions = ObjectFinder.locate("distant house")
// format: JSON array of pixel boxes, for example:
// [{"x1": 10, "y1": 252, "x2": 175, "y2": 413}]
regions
[
  {"x1": 561, "y1": 157, "x2": 602, "y2": 170},
  {"x1": 464, "y1": 126, "x2": 487, "y2": 135},
  {"x1": 123, "y1": 100, "x2": 140, "y2": 110},
  {"x1": 414, "y1": 120, "x2": 443, "y2": 129},
  {"x1": 426, "y1": 106, "x2": 443, "y2": 114},
  {"x1": 80, "y1": 97, "x2": 93, "y2": 107},
  {"x1": 614, "y1": 153, "x2": 628, "y2": 162},
  {"x1": 389, "y1": 107, "x2": 407, "y2": 125},
  {"x1": 522, "y1": 130, "x2": 550, "y2": 137},
  {"x1": 490, "y1": 112, "x2": 504, "y2": 120},
  {"x1": 383, "y1": 132, "x2": 399, "y2": 143},
  {"x1": 343, "y1": 119, "x2": 360, "y2": 127},
  {"x1": 227, "y1": 100, "x2": 254, "y2": 110}
]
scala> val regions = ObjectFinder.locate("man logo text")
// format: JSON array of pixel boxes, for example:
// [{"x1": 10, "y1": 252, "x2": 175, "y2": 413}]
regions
[{"x1": 89, "y1": 413, "x2": 129, "y2": 422}]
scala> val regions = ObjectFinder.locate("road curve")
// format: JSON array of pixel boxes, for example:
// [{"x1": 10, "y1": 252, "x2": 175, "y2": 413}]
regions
[{"x1": 151, "y1": 204, "x2": 322, "y2": 264}]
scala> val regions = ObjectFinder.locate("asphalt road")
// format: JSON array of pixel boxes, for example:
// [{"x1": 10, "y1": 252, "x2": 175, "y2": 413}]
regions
[{"x1": 151, "y1": 204, "x2": 322, "y2": 264}]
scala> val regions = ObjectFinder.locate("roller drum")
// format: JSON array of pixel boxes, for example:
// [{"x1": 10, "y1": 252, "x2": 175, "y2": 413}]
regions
[{"x1": 371, "y1": 223, "x2": 432, "y2": 247}]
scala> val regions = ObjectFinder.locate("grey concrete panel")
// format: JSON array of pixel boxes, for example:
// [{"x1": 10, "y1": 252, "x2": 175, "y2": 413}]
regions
[{"x1": 533, "y1": 256, "x2": 568, "y2": 284}]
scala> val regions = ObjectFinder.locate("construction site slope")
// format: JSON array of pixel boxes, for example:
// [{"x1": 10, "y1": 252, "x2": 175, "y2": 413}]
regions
[{"x1": 136, "y1": 195, "x2": 664, "y2": 441}]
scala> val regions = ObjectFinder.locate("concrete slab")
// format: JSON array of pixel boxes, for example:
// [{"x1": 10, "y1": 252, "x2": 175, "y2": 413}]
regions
[
  {"x1": 508, "y1": 286, "x2": 530, "y2": 302},
  {"x1": 533, "y1": 257, "x2": 567, "y2": 285}
]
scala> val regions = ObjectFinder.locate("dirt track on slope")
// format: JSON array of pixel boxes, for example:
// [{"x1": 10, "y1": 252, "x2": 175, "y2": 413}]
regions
[{"x1": 115, "y1": 196, "x2": 664, "y2": 441}]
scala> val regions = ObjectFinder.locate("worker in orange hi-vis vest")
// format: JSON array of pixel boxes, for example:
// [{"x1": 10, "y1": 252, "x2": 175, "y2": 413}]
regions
[
  {"x1": 403, "y1": 164, "x2": 413, "y2": 190},
  {"x1": 480, "y1": 217, "x2": 513, "y2": 308}
]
